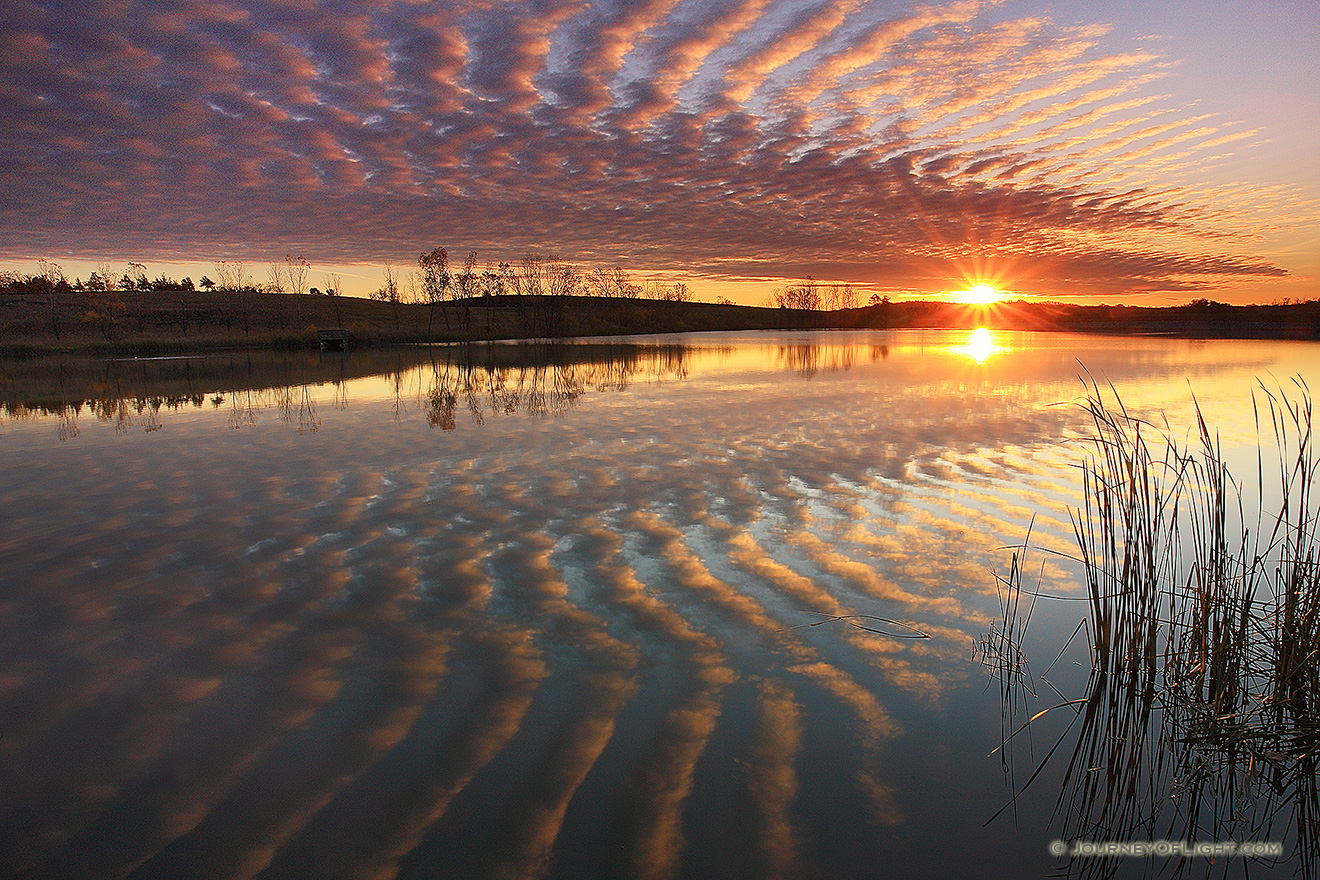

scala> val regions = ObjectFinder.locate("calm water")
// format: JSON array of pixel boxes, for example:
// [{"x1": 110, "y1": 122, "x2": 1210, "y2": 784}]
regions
[{"x1": 1, "y1": 330, "x2": 1317, "y2": 880}]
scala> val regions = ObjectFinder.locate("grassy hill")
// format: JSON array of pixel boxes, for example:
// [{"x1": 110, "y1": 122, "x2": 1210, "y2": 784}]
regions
[{"x1": 3, "y1": 287, "x2": 1319, "y2": 355}]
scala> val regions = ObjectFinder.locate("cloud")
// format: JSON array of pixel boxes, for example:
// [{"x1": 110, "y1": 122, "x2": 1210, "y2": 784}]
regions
[{"x1": 0, "y1": 0, "x2": 1311, "y2": 298}]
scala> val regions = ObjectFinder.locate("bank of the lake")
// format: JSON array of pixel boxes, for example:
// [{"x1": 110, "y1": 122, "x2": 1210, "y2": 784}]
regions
[{"x1": 4, "y1": 287, "x2": 1320, "y2": 357}]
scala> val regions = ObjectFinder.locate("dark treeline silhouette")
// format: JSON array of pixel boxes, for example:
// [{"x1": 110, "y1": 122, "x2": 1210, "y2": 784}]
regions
[
  {"x1": 6, "y1": 253, "x2": 1320, "y2": 352},
  {"x1": 374, "y1": 248, "x2": 701, "y2": 341},
  {"x1": 0, "y1": 252, "x2": 798, "y2": 350}
]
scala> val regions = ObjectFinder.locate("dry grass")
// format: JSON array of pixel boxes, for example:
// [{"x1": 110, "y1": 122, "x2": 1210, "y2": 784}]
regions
[{"x1": 983, "y1": 377, "x2": 1320, "y2": 875}]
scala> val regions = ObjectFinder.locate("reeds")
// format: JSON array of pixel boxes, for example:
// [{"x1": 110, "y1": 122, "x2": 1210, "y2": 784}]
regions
[
  {"x1": 974, "y1": 526, "x2": 1039, "y2": 693},
  {"x1": 1073, "y1": 377, "x2": 1319, "y2": 756},
  {"x1": 985, "y1": 377, "x2": 1320, "y2": 876}
]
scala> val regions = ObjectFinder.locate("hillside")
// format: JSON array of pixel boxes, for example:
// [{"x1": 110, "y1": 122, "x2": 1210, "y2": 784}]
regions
[{"x1": 3, "y1": 287, "x2": 1319, "y2": 355}]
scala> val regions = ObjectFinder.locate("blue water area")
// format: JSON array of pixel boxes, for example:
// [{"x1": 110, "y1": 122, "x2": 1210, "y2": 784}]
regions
[{"x1": 1, "y1": 330, "x2": 1316, "y2": 879}]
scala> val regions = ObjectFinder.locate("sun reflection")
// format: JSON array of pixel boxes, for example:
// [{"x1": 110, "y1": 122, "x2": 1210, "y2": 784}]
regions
[{"x1": 954, "y1": 327, "x2": 1005, "y2": 364}]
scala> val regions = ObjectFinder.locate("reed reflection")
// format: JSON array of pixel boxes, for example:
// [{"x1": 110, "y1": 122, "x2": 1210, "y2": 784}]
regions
[
  {"x1": 984, "y1": 384, "x2": 1320, "y2": 879},
  {"x1": 7, "y1": 332, "x2": 1320, "y2": 879}
]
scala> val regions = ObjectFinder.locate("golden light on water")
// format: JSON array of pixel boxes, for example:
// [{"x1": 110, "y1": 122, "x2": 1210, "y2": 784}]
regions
[{"x1": 955, "y1": 327, "x2": 1004, "y2": 364}]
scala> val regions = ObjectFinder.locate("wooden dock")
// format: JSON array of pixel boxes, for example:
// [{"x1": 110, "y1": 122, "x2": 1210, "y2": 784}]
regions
[{"x1": 316, "y1": 329, "x2": 351, "y2": 351}]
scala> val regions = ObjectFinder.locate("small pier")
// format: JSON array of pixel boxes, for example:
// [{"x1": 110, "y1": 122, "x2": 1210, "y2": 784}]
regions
[{"x1": 317, "y1": 329, "x2": 351, "y2": 351}]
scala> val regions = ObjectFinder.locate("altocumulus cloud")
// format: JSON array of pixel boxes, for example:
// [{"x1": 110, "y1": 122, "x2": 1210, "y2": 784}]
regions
[{"x1": 0, "y1": 0, "x2": 1308, "y2": 297}]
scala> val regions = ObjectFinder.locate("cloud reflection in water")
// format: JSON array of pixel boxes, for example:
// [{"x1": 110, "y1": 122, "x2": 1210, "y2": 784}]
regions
[{"x1": 3, "y1": 331, "x2": 1320, "y2": 878}]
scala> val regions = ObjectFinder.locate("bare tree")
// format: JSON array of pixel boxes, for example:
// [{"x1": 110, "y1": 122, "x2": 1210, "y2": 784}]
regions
[
  {"x1": 541, "y1": 257, "x2": 579, "y2": 337},
  {"x1": 94, "y1": 261, "x2": 119, "y2": 292},
  {"x1": 323, "y1": 271, "x2": 343, "y2": 325},
  {"x1": 214, "y1": 260, "x2": 249, "y2": 291},
  {"x1": 455, "y1": 252, "x2": 479, "y2": 337},
  {"x1": 284, "y1": 254, "x2": 310, "y2": 326},
  {"x1": 284, "y1": 254, "x2": 310, "y2": 296},
  {"x1": 419, "y1": 247, "x2": 451, "y2": 336},
  {"x1": 824, "y1": 282, "x2": 858, "y2": 310},
  {"x1": 266, "y1": 262, "x2": 285, "y2": 294},
  {"x1": 640, "y1": 279, "x2": 687, "y2": 301},
  {"x1": 455, "y1": 252, "x2": 479, "y2": 299},
  {"x1": 838, "y1": 283, "x2": 858, "y2": 310},
  {"x1": 212, "y1": 260, "x2": 256, "y2": 331},
  {"x1": 481, "y1": 262, "x2": 507, "y2": 297},
  {"x1": 660, "y1": 282, "x2": 690, "y2": 302},
  {"x1": 515, "y1": 255, "x2": 544, "y2": 297},
  {"x1": 775, "y1": 277, "x2": 820, "y2": 310},
  {"x1": 125, "y1": 261, "x2": 148, "y2": 291},
  {"x1": 511, "y1": 256, "x2": 546, "y2": 337},
  {"x1": 614, "y1": 268, "x2": 640, "y2": 298},
  {"x1": 372, "y1": 262, "x2": 404, "y2": 331},
  {"x1": 479, "y1": 261, "x2": 507, "y2": 338},
  {"x1": 37, "y1": 258, "x2": 67, "y2": 339},
  {"x1": 406, "y1": 268, "x2": 423, "y2": 307},
  {"x1": 585, "y1": 267, "x2": 638, "y2": 299},
  {"x1": 543, "y1": 257, "x2": 579, "y2": 297},
  {"x1": 586, "y1": 268, "x2": 612, "y2": 298}
]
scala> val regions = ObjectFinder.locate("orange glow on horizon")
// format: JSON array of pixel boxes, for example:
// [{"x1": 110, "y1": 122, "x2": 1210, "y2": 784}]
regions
[{"x1": 954, "y1": 282, "x2": 1003, "y2": 305}]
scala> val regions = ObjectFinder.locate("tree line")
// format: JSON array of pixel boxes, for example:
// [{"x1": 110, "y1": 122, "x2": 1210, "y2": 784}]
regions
[
  {"x1": 0, "y1": 250, "x2": 870, "y2": 311},
  {"x1": 765, "y1": 277, "x2": 872, "y2": 310},
  {"x1": 0, "y1": 247, "x2": 875, "y2": 342},
  {"x1": 0, "y1": 255, "x2": 346, "y2": 303},
  {"x1": 363, "y1": 249, "x2": 701, "y2": 339},
  {"x1": 370, "y1": 250, "x2": 695, "y2": 307}
]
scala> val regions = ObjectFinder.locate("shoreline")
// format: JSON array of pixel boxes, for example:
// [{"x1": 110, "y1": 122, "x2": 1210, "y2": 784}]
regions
[{"x1": 3, "y1": 291, "x2": 1319, "y2": 357}]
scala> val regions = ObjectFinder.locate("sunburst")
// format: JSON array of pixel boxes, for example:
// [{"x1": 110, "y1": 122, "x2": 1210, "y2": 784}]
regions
[{"x1": 956, "y1": 282, "x2": 1002, "y2": 305}]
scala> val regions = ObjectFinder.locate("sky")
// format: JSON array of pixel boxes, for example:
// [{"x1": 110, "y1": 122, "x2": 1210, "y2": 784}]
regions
[{"x1": 1, "y1": 0, "x2": 1317, "y2": 304}]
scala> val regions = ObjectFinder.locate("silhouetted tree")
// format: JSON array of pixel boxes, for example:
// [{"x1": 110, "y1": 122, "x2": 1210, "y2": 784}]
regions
[
  {"x1": 214, "y1": 260, "x2": 249, "y2": 291},
  {"x1": 284, "y1": 255, "x2": 310, "y2": 296},
  {"x1": 323, "y1": 272, "x2": 343, "y2": 325},
  {"x1": 126, "y1": 261, "x2": 147, "y2": 292},
  {"x1": 542, "y1": 256, "x2": 579, "y2": 337},
  {"x1": 456, "y1": 251, "x2": 478, "y2": 337},
  {"x1": 37, "y1": 259, "x2": 67, "y2": 339},
  {"x1": 215, "y1": 260, "x2": 255, "y2": 332},
  {"x1": 94, "y1": 261, "x2": 119, "y2": 292},
  {"x1": 660, "y1": 282, "x2": 690, "y2": 302},
  {"x1": 81, "y1": 286, "x2": 126, "y2": 339},
  {"x1": 827, "y1": 282, "x2": 858, "y2": 310},
  {"x1": 776, "y1": 277, "x2": 820, "y2": 310},
  {"x1": 285, "y1": 254, "x2": 310, "y2": 326},
  {"x1": 480, "y1": 261, "x2": 507, "y2": 338},
  {"x1": 419, "y1": 247, "x2": 451, "y2": 337}
]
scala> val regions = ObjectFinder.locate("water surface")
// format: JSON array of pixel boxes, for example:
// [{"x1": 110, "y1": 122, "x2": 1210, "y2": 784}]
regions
[{"x1": 2, "y1": 330, "x2": 1317, "y2": 879}]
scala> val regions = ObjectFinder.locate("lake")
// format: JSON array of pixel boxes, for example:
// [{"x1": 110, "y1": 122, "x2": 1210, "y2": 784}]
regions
[{"x1": 2, "y1": 329, "x2": 1317, "y2": 879}]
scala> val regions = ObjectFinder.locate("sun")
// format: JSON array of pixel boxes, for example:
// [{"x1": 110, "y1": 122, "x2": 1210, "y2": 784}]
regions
[{"x1": 955, "y1": 282, "x2": 1002, "y2": 305}]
